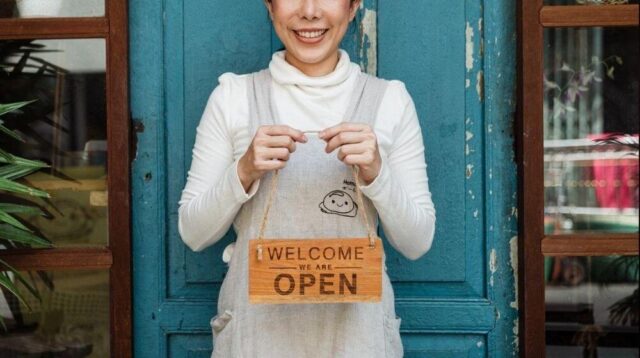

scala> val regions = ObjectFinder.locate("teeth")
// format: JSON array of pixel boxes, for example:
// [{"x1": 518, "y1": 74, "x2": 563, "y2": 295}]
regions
[{"x1": 296, "y1": 30, "x2": 326, "y2": 38}]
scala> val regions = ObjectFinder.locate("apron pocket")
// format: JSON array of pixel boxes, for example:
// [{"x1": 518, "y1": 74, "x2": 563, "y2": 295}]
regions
[
  {"x1": 383, "y1": 315, "x2": 403, "y2": 357},
  {"x1": 210, "y1": 309, "x2": 234, "y2": 356}
]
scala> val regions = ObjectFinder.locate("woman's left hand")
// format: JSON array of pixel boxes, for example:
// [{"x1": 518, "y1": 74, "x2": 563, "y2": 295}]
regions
[{"x1": 318, "y1": 123, "x2": 381, "y2": 185}]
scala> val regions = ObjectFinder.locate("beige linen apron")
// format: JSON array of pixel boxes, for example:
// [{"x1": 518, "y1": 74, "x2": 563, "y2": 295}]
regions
[{"x1": 210, "y1": 68, "x2": 403, "y2": 358}]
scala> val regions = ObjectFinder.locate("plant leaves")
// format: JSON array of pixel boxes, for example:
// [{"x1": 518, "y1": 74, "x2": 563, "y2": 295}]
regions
[
  {"x1": 0, "y1": 223, "x2": 51, "y2": 247},
  {"x1": 0, "y1": 177, "x2": 50, "y2": 198},
  {"x1": 0, "y1": 100, "x2": 37, "y2": 117},
  {"x1": 0, "y1": 210, "x2": 31, "y2": 231},
  {"x1": 0, "y1": 153, "x2": 49, "y2": 168},
  {"x1": 0, "y1": 271, "x2": 33, "y2": 312},
  {"x1": 0, "y1": 260, "x2": 41, "y2": 302},
  {"x1": 0, "y1": 147, "x2": 13, "y2": 162},
  {"x1": 0, "y1": 122, "x2": 25, "y2": 142},
  {"x1": 0, "y1": 203, "x2": 44, "y2": 215},
  {"x1": 0, "y1": 164, "x2": 40, "y2": 181}
]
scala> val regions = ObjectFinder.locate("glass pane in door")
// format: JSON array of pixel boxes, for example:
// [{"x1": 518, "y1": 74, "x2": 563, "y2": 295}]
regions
[
  {"x1": 0, "y1": 269, "x2": 110, "y2": 357},
  {"x1": 0, "y1": 38, "x2": 108, "y2": 247},
  {"x1": 543, "y1": 27, "x2": 639, "y2": 234},
  {"x1": 0, "y1": 0, "x2": 105, "y2": 18},
  {"x1": 545, "y1": 255, "x2": 639, "y2": 357},
  {"x1": 544, "y1": 0, "x2": 639, "y2": 5}
]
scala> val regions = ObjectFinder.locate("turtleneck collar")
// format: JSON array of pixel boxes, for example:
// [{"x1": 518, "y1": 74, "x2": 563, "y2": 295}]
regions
[{"x1": 269, "y1": 48, "x2": 358, "y2": 88}]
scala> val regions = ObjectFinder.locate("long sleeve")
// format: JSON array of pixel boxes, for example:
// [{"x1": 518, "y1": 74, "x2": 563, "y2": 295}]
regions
[
  {"x1": 178, "y1": 76, "x2": 260, "y2": 252},
  {"x1": 358, "y1": 81, "x2": 436, "y2": 261}
]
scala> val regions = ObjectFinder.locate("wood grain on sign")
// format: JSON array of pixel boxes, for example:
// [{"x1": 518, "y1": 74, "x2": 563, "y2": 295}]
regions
[{"x1": 249, "y1": 237, "x2": 383, "y2": 304}]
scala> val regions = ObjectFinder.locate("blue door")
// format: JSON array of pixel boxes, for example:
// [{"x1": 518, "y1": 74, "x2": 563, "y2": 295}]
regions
[{"x1": 130, "y1": 0, "x2": 518, "y2": 356}]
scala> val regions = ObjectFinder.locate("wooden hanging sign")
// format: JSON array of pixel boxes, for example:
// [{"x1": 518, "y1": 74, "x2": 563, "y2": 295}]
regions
[{"x1": 249, "y1": 237, "x2": 382, "y2": 304}]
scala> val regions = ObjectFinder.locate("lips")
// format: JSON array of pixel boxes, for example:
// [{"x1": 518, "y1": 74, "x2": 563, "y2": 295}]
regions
[{"x1": 293, "y1": 29, "x2": 328, "y2": 44}]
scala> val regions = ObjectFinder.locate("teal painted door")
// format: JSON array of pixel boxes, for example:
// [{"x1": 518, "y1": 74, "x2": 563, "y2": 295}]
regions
[{"x1": 130, "y1": 0, "x2": 518, "y2": 356}]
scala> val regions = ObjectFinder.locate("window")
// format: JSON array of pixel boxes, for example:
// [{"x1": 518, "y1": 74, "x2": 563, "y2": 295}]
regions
[
  {"x1": 518, "y1": 1, "x2": 639, "y2": 357},
  {"x1": 0, "y1": 1, "x2": 130, "y2": 357}
]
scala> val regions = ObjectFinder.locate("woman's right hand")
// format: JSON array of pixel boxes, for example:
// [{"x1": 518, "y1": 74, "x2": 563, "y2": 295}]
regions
[{"x1": 237, "y1": 125, "x2": 308, "y2": 192}]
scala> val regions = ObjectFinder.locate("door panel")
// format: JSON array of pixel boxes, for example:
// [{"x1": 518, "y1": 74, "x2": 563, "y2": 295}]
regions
[{"x1": 131, "y1": 0, "x2": 518, "y2": 356}]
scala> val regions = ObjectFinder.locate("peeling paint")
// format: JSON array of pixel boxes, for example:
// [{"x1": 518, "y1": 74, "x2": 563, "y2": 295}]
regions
[
  {"x1": 509, "y1": 236, "x2": 519, "y2": 310},
  {"x1": 477, "y1": 341, "x2": 483, "y2": 348},
  {"x1": 465, "y1": 22, "x2": 474, "y2": 71},
  {"x1": 476, "y1": 70, "x2": 484, "y2": 100},
  {"x1": 487, "y1": 124, "x2": 493, "y2": 133},
  {"x1": 473, "y1": 209, "x2": 479, "y2": 218},
  {"x1": 465, "y1": 130, "x2": 474, "y2": 141},
  {"x1": 466, "y1": 164, "x2": 474, "y2": 178},
  {"x1": 465, "y1": 78, "x2": 470, "y2": 88},
  {"x1": 478, "y1": 19, "x2": 485, "y2": 57},
  {"x1": 465, "y1": 144, "x2": 475, "y2": 156},
  {"x1": 512, "y1": 318, "x2": 519, "y2": 351},
  {"x1": 489, "y1": 248, "x2": 497, "y2": 287},
  {"x1": 359, "y1": 8, "x2": 377, "y2": 75},
  {"x1": 489, "y1": 249, "x2": 497, "y2": 273}
]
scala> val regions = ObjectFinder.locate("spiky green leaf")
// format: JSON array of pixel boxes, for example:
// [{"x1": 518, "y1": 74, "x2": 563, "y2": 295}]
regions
[
  {"x1": 0, "y1": 177, "x2": 50, "y2": 197},
  {"x1": 0, "y1": 203, "x2": 43, "y2": 215},
  {"x1": 0, "y1": 223, "x2": 51, "y2": 247},
  {"x1": 0, "y1": 100, "x2": 37, "y2": 117},
  {"x1": 0, "y1": 210, "x2": 31, "y2": 231}
]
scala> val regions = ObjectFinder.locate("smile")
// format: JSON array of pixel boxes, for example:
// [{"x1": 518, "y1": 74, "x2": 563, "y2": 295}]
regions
[
  {"x1": 293, "y1": 29, "x2": 328, "y2": 44},
  {"x1": 294, "y1": 29, "x2": 328, "y2": 38}
]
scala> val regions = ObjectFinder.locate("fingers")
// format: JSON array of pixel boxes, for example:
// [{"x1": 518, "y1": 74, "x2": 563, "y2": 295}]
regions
[
  {"x1": 318, "y1": 122, "x2": 367, "y2": 141},
  {"x1": 254, "y1": 158, "x2": 287, "y2": 171},
  {"x1": 340, "y1": 153, "x2": 370, "y2": 166},
  {"x1": 251, "y1": 147, "x2": 290, "y2": 171},
  {"x1": 260, "y1": 147, "x2": 291, "y2": 162},
  {"x1": 259, "y1": 135, "x2": 297, "y2": 153},
  {"x1": 325, "y1": 130, "x2": 376, "y2": 153},
  {"x1": 260, "y1": 125, "x2": 308, "y2": 143},
  {"x1": 336, "y1": 143, "x2": 368, "y2": 161}
]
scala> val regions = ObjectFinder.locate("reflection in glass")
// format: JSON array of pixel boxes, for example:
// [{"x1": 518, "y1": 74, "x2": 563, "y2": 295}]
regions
[
  {"x1": 0, "y1": 39, "x2": 107, "y2": 247},
  {"x1": 543, "y1": 27, "x2": 639, "y2": 234},
  {"x1": 545, "y1": 255, "x2": 639, "y2": 357},
  {"x1": 0, "y1": 270, "x2": 110, "y2": 357},
  {"x1": 544, "y1": 0, "x2": 639, "y2": 5},
  {"x1": 0, "y1": 0, "x2": 105, "y2": 18}
]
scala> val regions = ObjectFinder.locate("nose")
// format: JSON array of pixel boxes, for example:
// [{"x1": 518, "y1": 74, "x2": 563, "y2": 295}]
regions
[{"x1": 298, "y1": 0, "x2": 321, "y2": 20}]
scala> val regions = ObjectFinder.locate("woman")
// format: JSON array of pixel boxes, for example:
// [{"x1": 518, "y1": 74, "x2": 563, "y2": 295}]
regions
[{"x1": 178, "y1": 0, "x2": 436, "y2": 356}]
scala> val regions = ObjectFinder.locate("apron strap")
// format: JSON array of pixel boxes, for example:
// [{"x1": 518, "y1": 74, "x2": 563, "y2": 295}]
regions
[{"x1": 247, "y1": 67, "x2": 390, "y2": 246}]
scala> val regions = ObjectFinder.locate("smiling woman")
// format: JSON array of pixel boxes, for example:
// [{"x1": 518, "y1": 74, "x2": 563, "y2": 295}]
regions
[
  {"x1": 177, "y1": 0, "x2": 436, "y2": 357},
  {"x1": 264, "y1": 0, "x2": 359, "y2": 76}
]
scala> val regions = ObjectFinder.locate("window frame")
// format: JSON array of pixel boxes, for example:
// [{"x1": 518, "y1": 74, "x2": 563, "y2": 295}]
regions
[
  {"x1": 0, "y1": 1, "x2": 132, "y2": 357},
  {"x1": 517, "y1": 2, "x2": 639, "y2": 357}
]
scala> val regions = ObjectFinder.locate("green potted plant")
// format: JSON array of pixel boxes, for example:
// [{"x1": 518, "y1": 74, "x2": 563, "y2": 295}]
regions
[{"x1": 0, "y1": 100, "x2": 53, "y2": 329}]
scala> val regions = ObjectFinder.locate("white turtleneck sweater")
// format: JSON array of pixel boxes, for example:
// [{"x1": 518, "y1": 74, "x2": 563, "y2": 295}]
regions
[{"x1": 178, "y1": 49, "x2": 436, "y2": 261}]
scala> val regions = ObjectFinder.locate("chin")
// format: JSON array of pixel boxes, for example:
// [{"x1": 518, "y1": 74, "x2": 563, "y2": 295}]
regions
[{"x1": 289, "y1": 47, "x2": 334, "y2": 64}]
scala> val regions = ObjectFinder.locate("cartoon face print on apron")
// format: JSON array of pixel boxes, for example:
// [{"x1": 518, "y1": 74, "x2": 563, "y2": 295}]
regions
[{"x1": 209, "y1": 68, "x2": 404, "y2": 358}]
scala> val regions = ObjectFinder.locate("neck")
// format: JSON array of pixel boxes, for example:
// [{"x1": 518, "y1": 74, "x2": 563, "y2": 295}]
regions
[{"x1": 284, "y1": 50, "x2": 340, "y2": 77}]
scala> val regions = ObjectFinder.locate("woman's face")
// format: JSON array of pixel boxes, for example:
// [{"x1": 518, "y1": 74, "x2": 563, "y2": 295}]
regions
[{"x1": 265, "y1": 0, "x2": 360, "y2": 76}]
